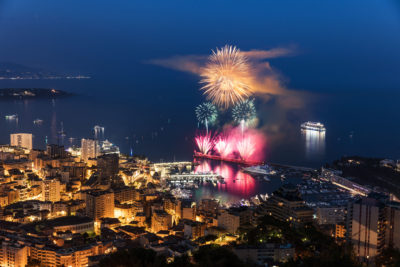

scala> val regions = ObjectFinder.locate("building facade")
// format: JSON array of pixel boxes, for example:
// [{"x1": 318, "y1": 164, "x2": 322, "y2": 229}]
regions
[{"x1": 10, "y1": 133, "x2": 33, "y2": 150}]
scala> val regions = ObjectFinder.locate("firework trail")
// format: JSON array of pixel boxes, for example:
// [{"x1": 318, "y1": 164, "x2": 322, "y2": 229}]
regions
[
  {"x1": 195, "y1": 133, "x2": 214, "y2": 154},
  {"x1": 232, "y1": 98, "x2": 257, "y2": 130},
  {"x1": 215, "y1": 136, "x2": 234, "y2": 158},
  {"x1": 195, "y1": 102, "x2": 218, "y2": 133},
  {"x1": 200, "y1": 45, "x2": 253, "y2": 109},
  {"x1": 236, "y1": 137, "x2": 256, "y2": 160}
]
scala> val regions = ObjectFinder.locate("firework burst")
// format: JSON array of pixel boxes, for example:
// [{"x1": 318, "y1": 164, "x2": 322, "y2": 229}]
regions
[
  {"x1": 195, "y1": 102, "x2": 218, "y2": 133},
  {"x1": 195, "y1": 133, "x2": 215, "y2": 154},
  {"x1": 200, "y1": 45, "x2": 253, "y2": 109},
  {"x1": 215, "y1": 136, "x2": 234, "y2": 158},
  {"x1": 237, "y1": 137, "x2": 256, "y2": 160},
  {"x1": 232, "y1": 98, "x2": 257, "y2": 127}
]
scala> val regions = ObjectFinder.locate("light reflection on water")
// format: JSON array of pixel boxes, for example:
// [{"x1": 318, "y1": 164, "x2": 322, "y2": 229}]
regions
[
  {"x1": 193, "y1": 159, "x2": 283, "y2": 205},
  {"x1": 302, "y1": 129, "x2": 325, "y2": 160}
]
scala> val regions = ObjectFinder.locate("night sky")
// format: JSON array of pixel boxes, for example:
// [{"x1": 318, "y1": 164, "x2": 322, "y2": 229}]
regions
[{"x1": 1, "y1": 0, "x2": 400, "y2": 165}]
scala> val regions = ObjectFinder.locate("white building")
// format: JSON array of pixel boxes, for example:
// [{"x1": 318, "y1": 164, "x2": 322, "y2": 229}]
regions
[
  {"x1": 81, "y1": 138, "x2": 100, "y2": 162},
  {"x1": 218, "y1": 210, "x2": 240, "y2": 234},
  {"x1": 41, "y1": 179, "x2": 61, "y2": 202},
  {"x1": 316, "y1": 206, "x2": 346, "y2": 225},
  {"x1": 10, "y1": 133, "x2": 33, "y2": 150},
  {"x1": 0, "y1": 242, "x2": 28, "y2": 267}
]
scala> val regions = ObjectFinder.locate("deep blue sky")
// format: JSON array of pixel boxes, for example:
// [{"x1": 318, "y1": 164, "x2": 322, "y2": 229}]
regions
[
  {"x1": 0, "y1": 0, "x2": 400, "y2": 165},
  {"x1": 1, "y1": 0, "x2": 400, "y2": 94}
]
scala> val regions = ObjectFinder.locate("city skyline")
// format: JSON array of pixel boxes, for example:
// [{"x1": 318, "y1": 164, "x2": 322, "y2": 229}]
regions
[{"x1": 1, "y1": 0, "x2": 400, "y2": 266}]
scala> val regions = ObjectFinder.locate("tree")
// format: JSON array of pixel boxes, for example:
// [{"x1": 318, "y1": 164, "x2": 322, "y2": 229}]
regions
[
  {"x1": 193, "y1": 245, "x2": 246, "y2": 267},
  {"x1": 99, "y1": 247, "x2": 167, "y2": 267}
]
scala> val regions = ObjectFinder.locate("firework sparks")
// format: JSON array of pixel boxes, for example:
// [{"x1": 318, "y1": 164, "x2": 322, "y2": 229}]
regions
[
  {"x1": 215, "y1": 136, "x2": 234, "y2": 158},
  {"x1": 232, "y1": 98, "x2": 257, "y2": 127},
  {"x1": 237, "y1": 137, "x2": 256, "y2": 160},
  {"x1": 200, "y1": 45, "x2": 253, "y2": 109},
  {"x1": 195, "y1": 133, "x2": 214, "y2": 154},
  {"x1": 195, "y1": 102, "x2": 218, "y2": 133}
]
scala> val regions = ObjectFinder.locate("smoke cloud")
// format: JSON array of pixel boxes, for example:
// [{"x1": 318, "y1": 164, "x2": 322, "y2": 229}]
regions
[{"x1": 147, "y1": 45, "x2": 306, "y2": 109}]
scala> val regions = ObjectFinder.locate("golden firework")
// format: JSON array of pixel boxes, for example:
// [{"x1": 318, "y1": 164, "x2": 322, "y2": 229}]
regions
[{"x1": 200, "y1": 45, "x2": 252, "y2": 109}]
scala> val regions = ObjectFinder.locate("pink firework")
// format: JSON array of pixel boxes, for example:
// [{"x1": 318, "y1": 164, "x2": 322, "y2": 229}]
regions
[
  {"x1": 214, "y1": 137, "x2": 234, "y2": 158},
  {"x1": 195, "y1": 133, "x2": 214, "y2": 154},
  {"x1": 237, "y1": 137, "x2": 256, "y2": 160}
]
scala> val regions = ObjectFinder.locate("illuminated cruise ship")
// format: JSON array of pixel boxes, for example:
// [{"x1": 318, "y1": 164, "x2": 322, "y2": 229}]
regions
[{"x1": 301, "y1": 121, "x2": 326, "y2": 132}]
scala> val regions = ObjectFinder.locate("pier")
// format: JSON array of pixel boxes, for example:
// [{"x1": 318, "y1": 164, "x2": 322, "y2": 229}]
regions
[
  {"x1": 193, "y1": 151, "x2": 264, "y2": 166},
  {"x1": 167, "y1": 172, "x2": 223, "y2": 182}
]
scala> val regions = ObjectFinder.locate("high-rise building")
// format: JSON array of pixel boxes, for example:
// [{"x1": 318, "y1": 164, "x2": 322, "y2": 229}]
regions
[
  {"x1": 151, "y1": 210, "x2": 172, "y2": 233},
  {"x1": 218, "y1": 210, "x2": 240, "y2": 234},
  {"x1": 0, "y1": 242, "x2": 28, "y2": 267},
  {"x1": 184, "y1": 221, "x2": 206, "y2": 240},
  {"x1": 41, "y1": 178, "x2": 61, "y2": 202},
  {"x1": 81, "y1": 138, "x2": 100, "y2": 162},
  {"x1": 347, "y1": 193, "x2": 400, "y2": 262},
  {"x1": 181, "y1": 200, "x2": 196, "y2": 221},
  {"x1": 84, "y1": 190, "x2": 114, "y2": 221},
  {"x1": 46, "y1": 144, "x2": 67, "y2": 159},
  {"x1": 10, "y1": 133, "x2": 33, "y2": 150},
  {"x1": 97, "y1": 153, "x2": 119, "y2": 182},
  {"x1": 262, "y1": 184, "x2": 314, "y2": 227}
]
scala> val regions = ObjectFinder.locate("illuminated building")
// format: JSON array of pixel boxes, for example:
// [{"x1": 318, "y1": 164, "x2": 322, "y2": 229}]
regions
[
  {"x1": 10, "y1": 133, "x2": 33, "y2": 150},
  {"x1": 97, "y1": 154, "x2": 119, "y2": 182},
  {"x1": 348, "y1": 194, "x2": 400, "y2": 262},
  {"x1": 151, "y1": 210, "x2": 172, "y2": 233},
  {"x1": 183, "y1": 220, "x2": 206, "y2": 240},
  {"x1": 41, "y1": 178, "x2": 61, "y2": 202},
  {"x1": 164, "y1": 198, "x2": 181, "y2": 224},
  {"x1": 181, "y1": 200, "x2": 196, "y2": 221},
  {"x1": 200, "y1": 199, "x2": 219, "y2": 213},
  {"x1": 335, "y1": 224, "x2": 346, "y2": 239},
  {"x1": 84, "y1": 190, "x2": 115, "y2": 221},
  {"x1": 46, "y1": 144, "x2": 67, "y2": 159},
  {"x1": 134, "y1": 212, "x2": 146, "y2": 227},
  {"x1": 81, "y1": 139, "x2": 100, "y2": 162},
  {"x1": 49, "y1": 216, "x2": 94, "y2": 234},
  {"x1": 316, "y1": 206, "x2": 346, "y2": 225},
  {"x1": 29, "y1": 240, "x2": 112, "y2": 267},
  {"x1": 262, "y1": 184, "x2": 314, "y2": 227},
  {"x1": 114, "y1": 203, "x2": 135, "y2": 223},
  {"x1": 52, "y1": 200, "x2": 86, "y2": 217},
  {"x1": 234, "y1": 244, "x2": 295, "y2": 265},
  {"x1": 348, "y1": 196, "x2": 385, "y2": 261},
  {"x1": 0, "y1": 195, "x2": 8, "y2": 207},
  {"x1": 114, "y1": 187, "x2": 140, "y2": 204},
  {"x1": 7, "y1": 190, "x2": 20, "y2": 204},
  {"x1": 218, "y1": 210, "x2": 240, "y2": 234},
  {"x1": 0, "y1": 241, "x2": 28, "y2": 267}
]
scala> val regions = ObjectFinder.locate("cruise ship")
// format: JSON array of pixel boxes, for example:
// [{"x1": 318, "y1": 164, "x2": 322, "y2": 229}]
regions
[{"x1": 301, "y1": 121, "x2": 326, "y2": 132}]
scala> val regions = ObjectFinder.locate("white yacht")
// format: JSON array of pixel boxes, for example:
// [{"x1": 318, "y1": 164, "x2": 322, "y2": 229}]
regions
[
  {"x1": 5, "y1": 114, "x2": 18, "y2": 120},
  {"x1": 243, "y1": 165, "x2": 273, "y2": 176},
  {"x1": 33, "y1": 119, "x2": 44, "y2": 125}
]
